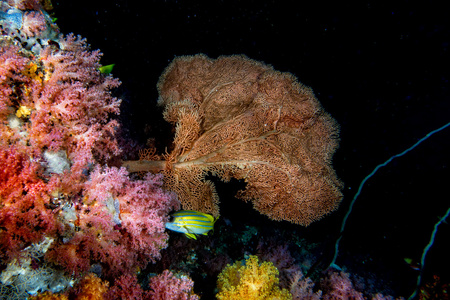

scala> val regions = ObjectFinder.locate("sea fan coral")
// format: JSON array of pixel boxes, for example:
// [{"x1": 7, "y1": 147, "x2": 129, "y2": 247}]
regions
[{"x1": 123, "y1": 54, "x2": 343, "y2": 226}]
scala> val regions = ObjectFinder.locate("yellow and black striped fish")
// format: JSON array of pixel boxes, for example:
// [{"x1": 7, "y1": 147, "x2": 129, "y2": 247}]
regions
[{"x1": 165, "y1": 210, "x2": 217, "y2": 240}]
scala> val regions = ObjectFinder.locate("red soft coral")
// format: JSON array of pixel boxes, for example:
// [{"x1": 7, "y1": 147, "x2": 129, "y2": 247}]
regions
[
  {"x1": 104, "y1": 272, "x2": 144, "y2": 300},
  {"x1": 0, "y1": 147, "x2": 57, "y2": 261}
]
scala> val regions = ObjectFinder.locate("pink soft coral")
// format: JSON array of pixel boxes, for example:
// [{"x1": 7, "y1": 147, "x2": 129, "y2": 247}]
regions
[
  {"x1": 84, "y1": 166, "x2": 179, "y2": 263},
  {"x1": 147, "y1": 270, "x2": 199, "y2": 300},
  {"x1": 1, "y1": 11, "x2": 181, "y2": 294},
  {"x1": 22, "y1": 11, "x2": 48, "y2": 37},
  {"x1": 30, "y1": 34, "x2": 122, "y2": 167},
  {"x1": 289, "y1": 271, "x2": 322, "y2": 300},
  {"x1": 1, "y1": 34, "x2": 122, "y2": 180},
  {"x1": 1, "y1": 33, "x2": 125, "y2": 265},
  {"x1": 6, "y1": 0, "x2": 41, "y2": 10},
  {"x1": 45, "y1": 166, "x2": 178, "y2": 277},
  {"x1": 2, "y1": 31, "x2": 178, "y2": 280},
  {"x1": 118, "y1": 171, "x2": 179, "y2": 259},
  {"x1": 320, "y1": 271, "x2": 365, "y2": 300}
]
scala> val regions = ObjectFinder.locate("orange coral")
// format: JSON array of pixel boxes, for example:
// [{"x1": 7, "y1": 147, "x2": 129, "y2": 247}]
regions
[
  {"x1": 75, "y1": 273, "x2": 109, "y2": 300},
  {"x1": 29, "y1": 291, "x2": 68, "y2": 300},
  {"x1": 29, "y1": 273, "x2": 108, "y2": 300},
  {"x1": 123, "y1": 54, "x2": 343, "y2": 225},
  {"x1": 217, "y1": 255, "x2": 292, "y2": 300}
]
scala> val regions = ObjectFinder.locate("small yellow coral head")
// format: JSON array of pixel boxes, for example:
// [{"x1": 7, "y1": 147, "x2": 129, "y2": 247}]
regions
[
  {"x1": 217, "y1": 255, "x2": 292, "y2": 300},
  {"x1": 16, "y1": 105, "x2": 32, "y2": 118}
]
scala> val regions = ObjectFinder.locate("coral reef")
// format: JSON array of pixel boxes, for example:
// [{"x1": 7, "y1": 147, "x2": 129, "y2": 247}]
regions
[
  {"x1": 2, "y1": 1, "x2": 445, "y2": 299},
  {"x1": 1, "y1": 1, "x2": 179, "y2": 297}
]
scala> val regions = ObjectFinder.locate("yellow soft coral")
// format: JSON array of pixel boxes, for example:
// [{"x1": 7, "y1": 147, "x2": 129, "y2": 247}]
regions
[{"x1": 217, "y1": 255, "x2": 292, "y2": 300}]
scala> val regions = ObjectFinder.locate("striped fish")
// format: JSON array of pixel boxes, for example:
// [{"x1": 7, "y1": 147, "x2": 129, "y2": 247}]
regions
[{"x1": 165, "y1": 210, "x2": 217, "y2": 240}]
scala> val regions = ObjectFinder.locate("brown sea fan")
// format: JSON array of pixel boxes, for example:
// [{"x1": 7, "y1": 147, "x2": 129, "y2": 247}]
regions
[{"x1": 124, "y1": 54, "x2": 343, "y2": 226}]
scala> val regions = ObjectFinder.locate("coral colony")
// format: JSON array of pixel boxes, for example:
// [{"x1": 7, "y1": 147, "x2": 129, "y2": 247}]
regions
[
  {"x1": 123, "y1": 54, "x2": 343, "y2": 226},
  {"x1": 1, "y1": 1, "x2": 449, "y2": 299}
]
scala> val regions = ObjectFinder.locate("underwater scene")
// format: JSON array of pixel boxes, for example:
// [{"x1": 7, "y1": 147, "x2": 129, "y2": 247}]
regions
[{"x1": 1, "y1": 0, "x2": 449, "y2": 299}]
